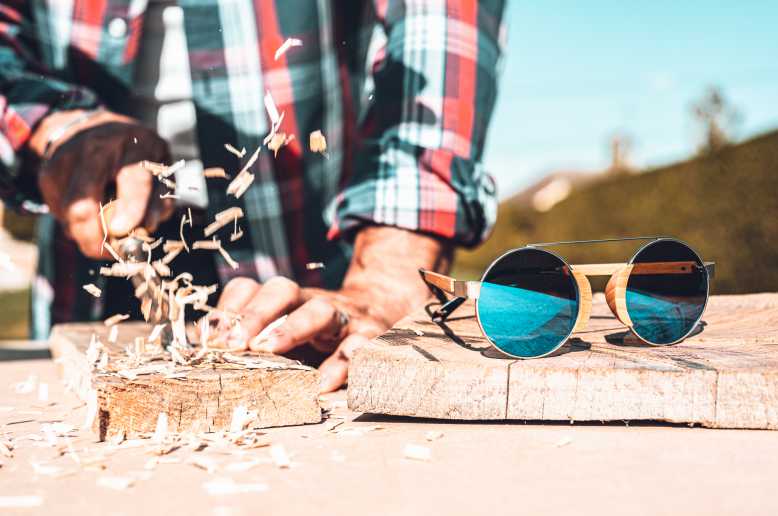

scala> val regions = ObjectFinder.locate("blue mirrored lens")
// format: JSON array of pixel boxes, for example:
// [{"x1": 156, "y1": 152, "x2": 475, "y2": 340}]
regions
[
  {"x1": 626, "y1": 240, "x2": 708, "y2": 344},
  {"x1": 477, "y1": 249, "x2": 579, "y2": 358}
]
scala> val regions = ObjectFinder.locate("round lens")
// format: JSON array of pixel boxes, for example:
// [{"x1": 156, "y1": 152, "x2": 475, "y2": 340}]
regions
[
  {"x1": 626, "y1": 239, "x2": 708, "y2": 345},
  {"x1": 476, "y1": 248, "x2": 579, "y2": 358}
]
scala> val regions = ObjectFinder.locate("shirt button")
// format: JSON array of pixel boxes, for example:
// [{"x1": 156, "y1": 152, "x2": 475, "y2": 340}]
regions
[{"x1": 108, "y1": 18, "x2": 127, "y2": 38}]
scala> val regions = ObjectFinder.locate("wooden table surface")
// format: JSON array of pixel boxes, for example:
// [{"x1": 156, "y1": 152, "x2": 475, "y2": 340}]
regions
[{"x1": 2, "y1": 352, "x2": 778, "y2": 516}]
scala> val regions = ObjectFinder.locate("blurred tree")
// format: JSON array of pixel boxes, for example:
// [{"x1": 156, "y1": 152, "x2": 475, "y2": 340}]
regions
[{"x1": 691, "y1": 86, "x2": 742, "y2": 154}]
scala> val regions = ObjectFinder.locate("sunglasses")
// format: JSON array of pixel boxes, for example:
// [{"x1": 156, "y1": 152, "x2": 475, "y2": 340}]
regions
[{"x1": 419, "y1": 237, "x2": 714, "y2": 359}]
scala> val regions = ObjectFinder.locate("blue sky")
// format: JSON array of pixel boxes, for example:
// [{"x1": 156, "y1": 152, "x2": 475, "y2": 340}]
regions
[{"x1": 485, "y1": 1, "x2": 778, "y2": 197}]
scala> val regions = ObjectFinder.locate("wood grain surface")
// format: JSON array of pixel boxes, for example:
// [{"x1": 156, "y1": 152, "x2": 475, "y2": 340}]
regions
[
  {"x1": 49, "y1": 323, "x2": 321, "y2": 439},
  {"x1": 348, "y1": 293, "x2": 778, "y2": 429}
]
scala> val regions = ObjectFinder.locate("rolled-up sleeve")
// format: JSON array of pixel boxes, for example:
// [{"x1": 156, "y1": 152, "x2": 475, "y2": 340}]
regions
[
  {"x1": 0, "y1": 2, "x2": 99, "y2": 209},
  {"x1": 327, "y1": 0, "x2": 505, "y2": 247}
]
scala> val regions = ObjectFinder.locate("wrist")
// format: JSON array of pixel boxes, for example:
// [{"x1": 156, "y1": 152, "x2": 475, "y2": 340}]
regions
[{"x1": 28, "y1": 108, "x2": 132, "y2": 159}]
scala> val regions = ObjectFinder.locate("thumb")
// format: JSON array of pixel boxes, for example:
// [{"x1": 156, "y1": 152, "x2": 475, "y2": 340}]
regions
[
  {"x1": 109, "y1": 162, "x2": 154, "y2": 236},
  {"x1": 317, "y1": 334, "x2": 372, "y2": 393}
]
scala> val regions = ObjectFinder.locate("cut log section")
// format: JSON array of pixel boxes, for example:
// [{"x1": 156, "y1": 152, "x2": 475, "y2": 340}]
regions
[
  {"x1": 348, "y1": 293, "x2": 778, "y2": 430},
  {"x1": 50, "y1": 323, "x2": 321, "y2": 439}
]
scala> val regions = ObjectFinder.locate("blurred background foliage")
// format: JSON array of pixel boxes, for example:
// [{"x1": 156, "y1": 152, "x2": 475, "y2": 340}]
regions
[{"x1": 455, "y1": 128, "x2": 778, "y2": 295}]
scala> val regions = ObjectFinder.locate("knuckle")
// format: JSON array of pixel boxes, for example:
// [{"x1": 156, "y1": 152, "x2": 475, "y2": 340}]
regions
[
  {"x1": 307, "y1": 297, "x2": 336, "y2": 319},
  {"x1": 265, "y1": 276, "x2": 300, "y2": 295},
  {"x1": 224, "y1": 277, "x2": 260, "y2": 295},
  {"x1": 67, "y1": 199, "x2": 96, "y2": 222}
]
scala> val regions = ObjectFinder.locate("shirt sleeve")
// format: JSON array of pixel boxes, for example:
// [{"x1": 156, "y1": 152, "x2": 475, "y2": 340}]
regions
[
  {"x1": 327, "y1": 0, "x2": 505, "y2": 247},
  {"x1": 0, "y1": 2, "x2": 100, "y2": 209}
]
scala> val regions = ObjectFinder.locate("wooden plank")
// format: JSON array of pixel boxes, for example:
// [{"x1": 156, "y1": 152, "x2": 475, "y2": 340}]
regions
[
  {"x1": 50, "y1": 322, "x2": 321, "y2": 439},
  {"x1": 347, "y1": 293, "x2": 778, "y2": 429}
]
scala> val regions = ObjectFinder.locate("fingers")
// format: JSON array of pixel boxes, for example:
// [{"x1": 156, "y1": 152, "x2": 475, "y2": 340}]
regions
[
  {"x1": 66, "y1": 197, "x2": 104, "y2": 258},
  {"x1": 109, "y1": 163, "x2": 154, "y2": 236},
  {"x1": 252, "y1": 297, "x2": 344, "y2": 354},
  {"x1": 239, "y1": 276, "x2": 303, "y2": 338},
  {"x1": 215, "y1": 276, "x2": 262, "y2": 325},
  {"x1": 317, "y1": 334, "x2": 371, "y2": 393}
]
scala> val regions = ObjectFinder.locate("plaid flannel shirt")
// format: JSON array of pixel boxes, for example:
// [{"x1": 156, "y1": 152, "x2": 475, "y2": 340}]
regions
[{"x1": 0, "y1": 0, "x2": 504, "y2": 333}]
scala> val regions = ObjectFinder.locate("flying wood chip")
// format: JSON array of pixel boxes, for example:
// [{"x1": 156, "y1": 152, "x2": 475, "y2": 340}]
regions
[
  {"x1": 274, "y1": 37, "x2": 303, "y2": 60},
  {"x1": 309, "y1": 130, "x2": 327, "y2": 153}
]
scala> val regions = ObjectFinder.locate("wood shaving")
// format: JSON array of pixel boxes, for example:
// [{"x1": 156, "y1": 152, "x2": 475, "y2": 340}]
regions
[
  {"x1": 82, "y1": 390, "x2": 98, "y2": 430},
  {"x1": 179, "y1": 214, "x2": 190, "y2": 252},
  {"x1": 12, "y1": 375, "x2": 36, "y2": 394},
  {"x1": 0, "y1": 496, "x2": 43, "y2": 508},
  {"x1": 203, "y1": 478, "x2": 268, "y2": 496},
  {"x1": 148, "y1": 323, "x2": 167, "y2": 343},
  {"x1": 269, "y1": 444, "x2": 291, "y2": 468},
  {"x1": 160, "y1": 192, "x2": 179, "y2": 199},
  {"x1": 264, "y1": 90, "x2": 281, "y2": 125},
  {"x1": 161, "y1": 247, "x2": 182, "y2": 265},
  {"x1": 31, "y1": 462, "x2": 64, "y2": 477},
  {"x1": 424, "y1": 431, "x2": 444, "y2": 442},
  {"x1": 81, "y1": 283, "x2": 102, "y2": 298},
  {"x1": 309, "y1": 130, "x2": 327, "y2": 153},
  {"x1": 403, "y1": 444, "x2": 431, "y2": 461},
  {"x1": 37, "y1": 383, "x2": 48, "y2": 402},
  {"x1": 274, "y1": 37, "x2": 302, "y2": 60},
  {"x1": 104, "y1": 313, "x2": 129, "y2": 327},
  {"x1": 152, "y1": 413, "x2": 168, "y2": 443},
  {"x1": 224, "y1": 460, "x2": 264, "y2": 473},
  {"x1": 229, "y1": 405, "x2": 257, "y2": 433},
  {"x1": 189, "y1": 455, "x2": 218, "y2": 474},
  {"x1": 555, "y1": 436, "x2": 573, "y2": 448},
  {"x1": 224, "y1": 143, "x2": 246, "y2": 158},
  {"x1": 218, "y1": 246, "x2": 239, "y2": 270},
  {"x1": 230, "y1": 228, "x2": 244, "y2": 242},
  {"x1": 97, "y1": 476, "x2": 135, "y2": 490},
  {"x1": 99, "y1": 262, "x2": 146, "y2": 277},
  {"x1": 108, "y1": 325, "x2": 119, "y2": 344},
  {"x1": 204, "y1": 207, "x2": 244, "y2": 237},
  {"x1": 102, "y1": 241, "x2": 123, "y2": 263},
  {"x1": 268, "y1": 132, "x2": 294, "y2": 157},
  {"x1": 204, "y1": 167, "x2": 230, "y2": 179},
  {"x1": 305, "y1": 262, "x2": 325, "y2": 270},
  {"x1": 413, "y1": 329, "x2": 424, "y2": 337}
]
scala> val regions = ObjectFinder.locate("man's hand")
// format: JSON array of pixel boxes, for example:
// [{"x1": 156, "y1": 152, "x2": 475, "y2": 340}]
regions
[
  {"x1": 213, "y1": 226, "x2": 452, "y2": 392},
  {"x1": 29, "y1": 109, "x2": 174, "y2": 258}
]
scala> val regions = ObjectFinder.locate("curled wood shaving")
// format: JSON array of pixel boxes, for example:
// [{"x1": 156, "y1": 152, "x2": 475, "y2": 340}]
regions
[
  {"x1": 309, "y1": 130, "x2": 327, "y2": 153},
  {"x1": 152, "y1": 261, "x2": 171, "y2": 277},
  {"x1": 83, "y1": 283, "x2": 102, "y2": 297},
  {"x1": 230, "y1": 228, "x2": 244, "y2": 242},
  {"x1": 104, "y1": 313, "x2": 129, "y2": 327},
  {"x1": 274, "y1": 37, "x2": 302, "y2": 60},
  {"x1": 161, "y1": 247, "x2": 182, "y2": 265},
  {"x1": 204, "y1": 207, "x2": 244, "y2": 237},
  {"x1": 148, "y1": 323, "x2": 167, "y2": 343},
  {"x1": 160, "y1": 192, "x2": 179, "y2": 199},
  {"x1": 179, "y1": 214, "x2": 190, "y2": 252},
  {"x1": 163, "y1": 240, "x2": 186, "y2": 253},
  {"x1": 82, "y1": 389, "x2": 98, "y2": 430},
  {"x1": 218, "y1": 246, "x2": 239, "y2": 270},
  {"x1": 224, "y1": 143, "x2": 246, "y2": 158}
]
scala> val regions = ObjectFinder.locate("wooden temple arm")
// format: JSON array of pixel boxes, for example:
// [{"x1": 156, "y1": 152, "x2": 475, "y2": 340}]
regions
[
  {"x1": 570, "y1": 261, "x2": 715, "y2": 277},
  {"x1": 418, "y1": 269, "x2": 482, "y2": 299}
]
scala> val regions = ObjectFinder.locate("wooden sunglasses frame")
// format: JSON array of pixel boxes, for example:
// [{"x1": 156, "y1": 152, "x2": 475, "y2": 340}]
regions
[{"x1": 419, "y1": 237, "x2": 714, "y2": 350}]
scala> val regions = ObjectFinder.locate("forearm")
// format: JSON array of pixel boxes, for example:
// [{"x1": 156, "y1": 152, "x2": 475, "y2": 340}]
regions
[{"x1": 340, "y1": 225, "x2": 453, "y2": 329}]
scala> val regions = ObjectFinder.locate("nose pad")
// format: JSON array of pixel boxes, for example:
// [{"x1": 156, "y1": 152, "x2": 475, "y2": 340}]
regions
[
  {"x1": 604, "y1": 267, "x2": 633, "y2": 326},
  {"x1": 571, "y1": 270, "x2": 592, "y2": 332}
]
